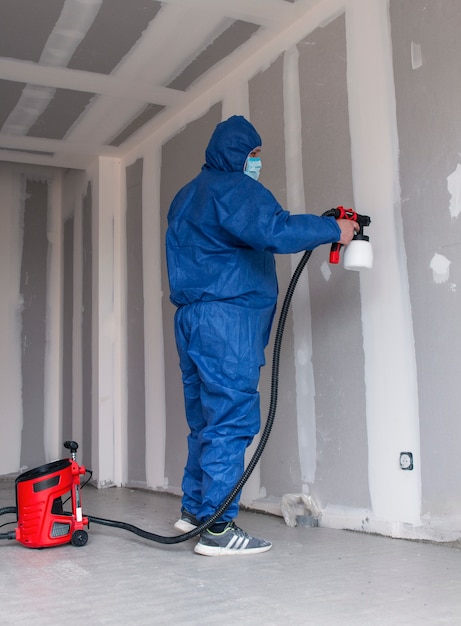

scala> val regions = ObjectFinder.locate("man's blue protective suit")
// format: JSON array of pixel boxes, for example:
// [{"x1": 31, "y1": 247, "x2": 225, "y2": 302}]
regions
[{"x1": 166, "y1": 115, "x2": 341, "y2": 523}]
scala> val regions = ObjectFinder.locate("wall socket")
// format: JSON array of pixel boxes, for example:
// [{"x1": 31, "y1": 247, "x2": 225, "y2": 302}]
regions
[{"x1": 400, "y1": 452, "x2": 414, "y2": 470}]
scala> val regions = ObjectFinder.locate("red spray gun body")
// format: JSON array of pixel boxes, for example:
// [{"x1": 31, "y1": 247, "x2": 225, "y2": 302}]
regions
[{"x1": 325, "y1": 206, "x2": 372, "y2": 264}]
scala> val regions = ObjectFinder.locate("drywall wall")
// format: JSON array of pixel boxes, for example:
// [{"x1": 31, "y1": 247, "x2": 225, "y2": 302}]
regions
[
  {"x1": 390, "y1": 0, "x2": 461, "y2": 521},
  {"x1": 298, "y1": 13, "x2": 370, "y2": 509},
  {"x1": 126, "y1": 158, "x2": 147, "y2": 485},
  {"x1": 335, "y1": 0, "x2": 421, "y2": 529},
  {"x1": 0, "y1": 163, "x2": 65, "y2": 473},
  {"x1": 20, "y1": 180, "x2": 48, "y2": 469},
  {"x1": 0, "y1": 166, "x2": 23, "y2": 474},
  {"x1": 62, "y1": 215, "x2": 74, "y2": 442},
  {"x1": 249, "y1": 54, "x2": 304, "y2": 497},
  {"x1": 81, "y1": 181, "x2": 93, "y2": 469}
]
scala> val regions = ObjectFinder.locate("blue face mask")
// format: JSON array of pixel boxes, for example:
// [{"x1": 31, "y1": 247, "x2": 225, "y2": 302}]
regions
[{"x1": 244, "y1": 157, "x2": 262, "y2": 181}]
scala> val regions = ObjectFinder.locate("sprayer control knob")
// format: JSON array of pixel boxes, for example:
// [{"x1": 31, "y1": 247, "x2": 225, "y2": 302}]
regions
[{"x1": 64, "y1": 441, "x2": 79, "y2": 452}]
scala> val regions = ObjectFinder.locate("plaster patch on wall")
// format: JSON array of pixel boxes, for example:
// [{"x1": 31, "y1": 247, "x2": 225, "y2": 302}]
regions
[
  {"x1": 429, "y1": 252, "x2": 451, "y2": 284},
  {"x1": 447, "y1": 163, "x2": 461, "y2": 220},
  {"x1": 296, "y1": 347, "x2": 309, "y2": 367},
  {"x1": 320, "y1": 260, "x2": 332, "y2": 281},
  {"x1": 411, "y1": 42, "x2": 423, "y2": 70}
]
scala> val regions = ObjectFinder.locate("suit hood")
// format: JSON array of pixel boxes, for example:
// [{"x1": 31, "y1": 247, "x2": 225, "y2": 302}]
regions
[{"x1": 204, "y1": 115, "x2": 262, "y2": 173}]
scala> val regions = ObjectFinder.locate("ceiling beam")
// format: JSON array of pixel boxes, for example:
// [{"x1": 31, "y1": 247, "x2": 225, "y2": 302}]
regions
[
  {"x1": 0, "y1": 58, "x2": 184, "y2": 107},
  {"x1": 160, "y1": 0, "x2": 297, "y2": 25},
  {"x1": 0, "y1": 133, "x2": 120, "y2": 158}
]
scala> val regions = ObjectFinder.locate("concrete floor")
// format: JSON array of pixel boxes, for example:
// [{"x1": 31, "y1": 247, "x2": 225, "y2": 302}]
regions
[{"x1": 1, "y1": 479, "x2": 460, "y2": 626}]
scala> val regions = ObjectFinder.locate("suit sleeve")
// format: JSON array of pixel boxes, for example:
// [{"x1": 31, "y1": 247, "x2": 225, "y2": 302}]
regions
[{"x1": 217, "y1": 178, "x2": 341, "y2": 253}]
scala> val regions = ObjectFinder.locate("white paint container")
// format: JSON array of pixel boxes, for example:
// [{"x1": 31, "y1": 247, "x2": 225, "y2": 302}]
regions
[{"x1": 343, "y1": 237, "x2": 373, "y2": 271}]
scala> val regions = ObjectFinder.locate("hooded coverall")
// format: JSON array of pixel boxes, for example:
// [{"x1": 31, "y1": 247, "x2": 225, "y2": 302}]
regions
[{"x1": 166, "y1": 115, "x2": 341, "y2": 523}]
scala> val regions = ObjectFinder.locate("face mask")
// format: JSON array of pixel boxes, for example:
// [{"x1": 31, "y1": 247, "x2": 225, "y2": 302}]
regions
[{"x1": 244, "y1": 157, "x2": 262, "y2": 181}]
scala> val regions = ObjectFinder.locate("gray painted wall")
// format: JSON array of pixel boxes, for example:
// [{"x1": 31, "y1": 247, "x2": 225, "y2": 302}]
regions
[
  {"x1": 298, "y1": 15, "x2": 369, "y2": 509},
  {"x1": 390, "y1": 0, "x2": 461, "y2": 516},
  {"x1": 62, "y1": 215, "x2": 74, "y2": 442},
  {"x1": 81, "y1": 182, "x2": 93, "y2": 469},
  {"x1": 126, "y1": 158, "x2": 147, "y2": 484},
  {"x1": 20, "y1": 179, "x2": 48, "y2": 468}
]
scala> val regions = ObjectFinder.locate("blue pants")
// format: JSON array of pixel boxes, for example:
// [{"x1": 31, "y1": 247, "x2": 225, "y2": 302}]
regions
[{"x1": 174, "y1": 301, "x2": 274, "y2": 522}]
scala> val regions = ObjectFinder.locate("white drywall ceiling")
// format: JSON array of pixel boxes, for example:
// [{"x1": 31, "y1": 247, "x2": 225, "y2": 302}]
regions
[{"x1": 0, "y1": 0, "x2": 320, "y2": 169}]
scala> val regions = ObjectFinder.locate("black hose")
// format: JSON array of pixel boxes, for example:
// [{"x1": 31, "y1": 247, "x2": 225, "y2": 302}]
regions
[
  {"x1": 0, "y1": 531, "x2": 16, "y2": 540},
  {"x1": 0, "y1": 507, "x2": 17, "y2": 516},
  {"x1": 0, "y1": 507, "x2": 17, "y2": 541},
  {"x1": 89, "y1": 248, "x2": 314, "y2": 544}
]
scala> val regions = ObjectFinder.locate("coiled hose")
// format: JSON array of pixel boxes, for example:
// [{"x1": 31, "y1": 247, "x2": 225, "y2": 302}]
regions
[{"x1": 88, "y1": 247, "x2": 314, "y2": 544}]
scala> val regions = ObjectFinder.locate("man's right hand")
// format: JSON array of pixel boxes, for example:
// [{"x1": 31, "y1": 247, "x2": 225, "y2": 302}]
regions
[{"x1": 336, "y1": 218, "x2": 358, "y2": 246}]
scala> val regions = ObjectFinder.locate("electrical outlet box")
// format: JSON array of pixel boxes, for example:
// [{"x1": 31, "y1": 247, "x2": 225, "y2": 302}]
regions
[{"x1": 400, "y1": 452, "x2": 413, "y2": 470}]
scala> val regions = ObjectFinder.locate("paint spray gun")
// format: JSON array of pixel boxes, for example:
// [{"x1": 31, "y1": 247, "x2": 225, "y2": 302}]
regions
[{"x1": 325, "y1": 206, "x2": 373, "y2": 271}]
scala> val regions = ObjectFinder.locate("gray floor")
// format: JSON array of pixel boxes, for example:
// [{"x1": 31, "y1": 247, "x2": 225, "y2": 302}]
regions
[{"x1": 1, "y1": 479, "x2": 460, "y2": 626}]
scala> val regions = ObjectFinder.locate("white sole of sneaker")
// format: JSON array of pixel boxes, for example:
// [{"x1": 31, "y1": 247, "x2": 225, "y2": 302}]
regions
[
  {"x1": 174, "y1": 519, "x2": 198, "y2": 533},
  {"x1": 194, "y1": 542, "x2": 272, "y2": 556}
]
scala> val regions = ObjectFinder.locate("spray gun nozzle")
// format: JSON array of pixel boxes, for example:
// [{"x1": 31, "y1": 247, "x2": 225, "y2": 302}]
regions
[{"x1": 355, "y1": 214, "x2": 371, "y2": 237}]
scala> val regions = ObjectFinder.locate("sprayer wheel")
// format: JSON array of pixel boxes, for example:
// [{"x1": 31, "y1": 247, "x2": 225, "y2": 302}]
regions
[{"x1": 71, "y1": 530, "x2": 88, "y2": 547}]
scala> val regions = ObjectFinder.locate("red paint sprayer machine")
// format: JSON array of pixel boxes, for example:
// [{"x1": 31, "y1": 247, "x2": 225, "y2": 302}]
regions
[
  {"x1": 0, "y1": 207, "x2": 371, "y2": 550},
  {"x1": 1, "y1": 441, "x2": 89, "y2": 548}
]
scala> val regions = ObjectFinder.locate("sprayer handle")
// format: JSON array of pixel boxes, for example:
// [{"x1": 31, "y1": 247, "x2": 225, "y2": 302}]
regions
[{"x1": 329, "y1": 242, "x2": 342, "y2": 264}]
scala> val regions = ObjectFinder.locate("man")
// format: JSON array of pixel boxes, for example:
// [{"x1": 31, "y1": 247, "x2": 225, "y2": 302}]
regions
[{"x1": 166, "y1": 115, "x2": 357, "y2": 556}]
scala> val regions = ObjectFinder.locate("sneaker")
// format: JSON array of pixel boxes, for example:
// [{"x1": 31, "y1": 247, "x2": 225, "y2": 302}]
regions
[
  {"x1": 194, "y1": 522, "x2": 272, "y2": 556},
  {"x1": 174, "y1": 510, "x2": 199, "y2": 533}
]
